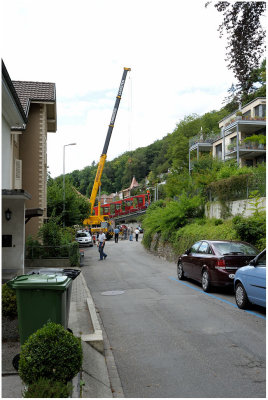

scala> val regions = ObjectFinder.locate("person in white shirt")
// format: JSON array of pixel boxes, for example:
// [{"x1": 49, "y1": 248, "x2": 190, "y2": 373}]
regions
[
  {"x1": 97, "y1": 230, "x2": 107, "y2": 261},
  {"x1": 135, "y1": 228, "x2": 140, "y2": 242}
]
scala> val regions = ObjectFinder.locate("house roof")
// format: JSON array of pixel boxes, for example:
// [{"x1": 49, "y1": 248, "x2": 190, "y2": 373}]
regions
[
  {"x1": 2, "y1": 60, "x2": 27, "y2": 124},
  {"x1": 12, "y1": 80, "x2": 57, "y2": 132}
]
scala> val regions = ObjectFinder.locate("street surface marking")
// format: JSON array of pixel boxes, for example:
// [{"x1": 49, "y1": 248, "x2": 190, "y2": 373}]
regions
[{"x1": 169, "y1": 276, "x2": 266, "y2": 320}]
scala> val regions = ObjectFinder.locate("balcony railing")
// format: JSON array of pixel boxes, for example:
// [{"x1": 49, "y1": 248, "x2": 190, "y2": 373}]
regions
[
  {"x1": 227, "y1": 141, "x2": 266, "y2": 154},
  {"x1": 224, "y1": 115, "x2": 266, "y2": 128},
  {"x1": 189, "y1": 132, "x2": 222, "y2": 148}
]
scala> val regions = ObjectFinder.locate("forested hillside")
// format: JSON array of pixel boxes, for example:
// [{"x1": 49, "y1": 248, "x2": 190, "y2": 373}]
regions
[{"x1": 51, "y1": 61, "x2": 265, "y2": 200}]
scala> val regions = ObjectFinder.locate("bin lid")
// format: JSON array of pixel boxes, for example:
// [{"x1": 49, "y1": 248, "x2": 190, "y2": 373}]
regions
[{"x1": 8, "y1": 274, "x2": 72, "y2": 290}]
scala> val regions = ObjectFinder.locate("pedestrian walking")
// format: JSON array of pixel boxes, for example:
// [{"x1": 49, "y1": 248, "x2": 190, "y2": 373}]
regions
[
  {"x1": 114, "y1": 226, "x2": 119, "y2": 243},
  {"x1": 129, "y1": 227, "x2": 133, "y2": 241},
  {"x1": 135, "y1": 227, "x2": 140, "y2": 242},
  {"x1": 97, "y1": 230, "x2": 107, "y2": 261}
]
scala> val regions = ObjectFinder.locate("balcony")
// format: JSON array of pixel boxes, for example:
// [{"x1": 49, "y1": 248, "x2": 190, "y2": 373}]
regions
[
  {"x1": 223, "y1": 116, "x2": 266, "y2": 136},
  {"x1": 226, "y1": 140, "x2": 266, "y2": 159},
  {"x1": 189, "y1": 132, "x2": 222, "y2": 150}
]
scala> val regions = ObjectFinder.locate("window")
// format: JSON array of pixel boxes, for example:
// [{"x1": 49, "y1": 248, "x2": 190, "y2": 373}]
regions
[
  {"x1": 243, "y1": 110, "x2": 251, "y2": 118},
  {"x1": 245, "y1": 159, "x2": 253, "y2": 167},
  {"x1": 213, "y1": 242, "x2": 258, "y2": 256},
  {"x1": 190, "y1": 242, "x2": 201, "y2": 253},
  {"x1": 215, "y1": 144, "x2": 222, "y2": 160},
  {"x1": 254, "y1": 104, "x2": 266, "y2": 117},
  {"x1": 256, "y1": 251, "x2": 266, "y2": 267},
  {"x1": 198, "y1": 242, "x2": 210, "y2": 254}
]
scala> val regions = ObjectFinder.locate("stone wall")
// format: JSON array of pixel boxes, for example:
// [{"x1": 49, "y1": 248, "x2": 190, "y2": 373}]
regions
[
  {"x1": 147, "y1": 233, "x2": 177, "y2": 263},
  {"x1": 205, "y1": 197, "x2": 266, "y2": 219}
]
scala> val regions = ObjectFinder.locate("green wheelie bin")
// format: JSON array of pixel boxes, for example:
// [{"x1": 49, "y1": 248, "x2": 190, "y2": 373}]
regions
[{"x1": 7, "y1": 273, "x2": 72, "y2": 345}]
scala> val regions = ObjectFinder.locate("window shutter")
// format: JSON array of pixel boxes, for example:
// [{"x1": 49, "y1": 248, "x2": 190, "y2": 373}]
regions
[{"x1": 14, "y1": 159, "x2": 22, "y2": 189}]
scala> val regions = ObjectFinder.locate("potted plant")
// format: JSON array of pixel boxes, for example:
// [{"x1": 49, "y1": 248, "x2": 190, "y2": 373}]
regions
[
  {"x1": 227, "y1": 143, "x2": 236, "y2": 151},
  {"x1": 244, "y1": 134, "x2": 266, "y2": 149},
  {"x1": 236, "y1": 111, "x2": 242, "y2": 120}
]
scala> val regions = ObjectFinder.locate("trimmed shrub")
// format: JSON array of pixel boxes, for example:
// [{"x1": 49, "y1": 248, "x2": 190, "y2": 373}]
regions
[
  {"x1": 2, "y1": 283, "x2": 17, "y2": 318},
  {"x1": 173, "y1": 219, "x2": 239, "y2": 255},
  {"x1": 23, "y1": 378, "x2": 73, "y2": 398},
  {"x1": 19, "y1": 322, "x2": 82, "y2": 384},
  {"x1": 232, "y1": 213, "x2": 266, "y2": 250}
]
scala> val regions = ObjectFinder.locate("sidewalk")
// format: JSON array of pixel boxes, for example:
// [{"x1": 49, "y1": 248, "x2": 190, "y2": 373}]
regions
[{"x1": 2, "y1": 263, "x2": 123, "y2": 398}]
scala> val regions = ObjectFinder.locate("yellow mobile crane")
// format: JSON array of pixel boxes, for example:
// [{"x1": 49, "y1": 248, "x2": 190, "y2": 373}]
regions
[{"x1": 83, "y1": 67, "x2": 131, "y2": 238}]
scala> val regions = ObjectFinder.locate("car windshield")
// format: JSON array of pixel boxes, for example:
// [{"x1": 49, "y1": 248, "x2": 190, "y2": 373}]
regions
[
  {"x1": 213, "y1": 242, "x2": 257, "y2": 256},
  {"x1": 76, "y1": 233, "x2": 88, "y2": 238}
]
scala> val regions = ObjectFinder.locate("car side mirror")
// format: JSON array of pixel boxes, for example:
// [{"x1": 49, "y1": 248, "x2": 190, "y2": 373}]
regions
[
  {"x1": 185, "y1": 249, "x2": 190, "y2": 255},
  {"x1": 249, "y1": 259, "x2": 256, "y2": 266}
]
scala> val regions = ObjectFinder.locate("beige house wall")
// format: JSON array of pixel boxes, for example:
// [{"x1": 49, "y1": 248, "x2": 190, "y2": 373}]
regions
[
  {"x1": 219, "y1": 98, "x2": 266, "y2": 129},
  {"x1": 19, "y1": 103, "x2": 48, "y2": 239}
]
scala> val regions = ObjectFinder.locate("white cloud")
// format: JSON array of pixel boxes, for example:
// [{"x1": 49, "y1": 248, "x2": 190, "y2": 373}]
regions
[{"x1": 2, "y1": 0, "x2": 236, "y2": 178}]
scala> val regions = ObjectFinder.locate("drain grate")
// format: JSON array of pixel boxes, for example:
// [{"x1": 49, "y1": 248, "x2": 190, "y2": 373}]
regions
[{"x1": 101, "y1": 290, "x2": 125, "y2": 296}]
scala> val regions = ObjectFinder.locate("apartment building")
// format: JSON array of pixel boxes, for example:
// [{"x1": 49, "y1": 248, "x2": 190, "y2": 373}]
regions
[{"x1": 189, "y1": 97, "x2": 266, "y2": 171}]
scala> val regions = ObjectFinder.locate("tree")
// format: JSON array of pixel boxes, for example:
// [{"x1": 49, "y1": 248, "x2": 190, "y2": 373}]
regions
[
  {"x1": 207, "y1": 1, "x2": 266, "y2": 98},
  {"x1": 47, "y1": 179, "x2": 90, "y2": 226}
]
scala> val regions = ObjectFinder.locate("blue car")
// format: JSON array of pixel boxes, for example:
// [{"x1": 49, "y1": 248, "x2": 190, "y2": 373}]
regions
[{"x1": 234, "y1": 249, "x2": 266, "y2": 309}]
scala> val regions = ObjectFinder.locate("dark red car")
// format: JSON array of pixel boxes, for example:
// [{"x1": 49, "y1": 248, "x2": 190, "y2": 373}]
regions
[{"x1": 177, "y1": 240, "x2": 258, "y2": 292}]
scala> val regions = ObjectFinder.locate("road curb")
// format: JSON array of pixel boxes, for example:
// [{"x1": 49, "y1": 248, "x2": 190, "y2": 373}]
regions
[{"x1": 79, "y1": 273, "x2": 104, "y2": 354}]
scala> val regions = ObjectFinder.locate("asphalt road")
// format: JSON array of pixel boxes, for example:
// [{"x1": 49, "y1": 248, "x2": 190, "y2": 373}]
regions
[{"x1": 82, "y1": 236, "x2": 266, "y2": 398}]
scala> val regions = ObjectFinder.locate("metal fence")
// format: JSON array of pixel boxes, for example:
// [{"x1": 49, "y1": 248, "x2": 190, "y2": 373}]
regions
[
  {"x1": 25, "y1": 245, "x2": 76, "y2": 260},
  {"x1": 206, "y1": 173, "x2": 266, "y2": 202}
]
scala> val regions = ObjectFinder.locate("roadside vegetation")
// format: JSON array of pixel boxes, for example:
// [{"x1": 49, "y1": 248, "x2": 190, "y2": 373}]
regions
[{"x1": 142, "y1": 159, "x2": 266, "y2": 255}]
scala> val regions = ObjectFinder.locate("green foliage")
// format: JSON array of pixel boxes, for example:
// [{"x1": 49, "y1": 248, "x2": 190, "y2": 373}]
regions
[
  {"x1": 207, "y1": 174, "x2": 252, "y2": 202},
  {"x1": 173, "y1": 219, "x2": 239, "y2": 255},
  {"x1": 2, "y1": 283, "x2": 17, "y2": 318},
  {"x1": 19, "y1": 322, "x2": 82, "y2": 385},
  {"x1": 248, "y1": 190, "x2": 266, "y2": 215},
  {"x1": 26, "y1": 222, "x2": 79, "y2": 265},
  {"x1": 142, "y1": 194, "x2": 204, "y2": 248},
  {"x1": 23, "y1": 378, "x2": 73, "y2": 398},
  {"x1": 68, "y1": 242, "x2": 79, "y2": 267},
  {"x1": 232, "y1": 213, "x2": 266, "y2": 250},
  {"x1": 38, "y1": 217, "x2": 62, "y2": 247},
  {"x1": 25, "y1": 236, "x2": 44, "y2": 259},
  {"x1": 211, "y1": 2, "x2": 266, "y2": 97},
  {"x1": 244, "y1": 134, "x2": 266, "y2": 145},
  {"x1": 47, "y1": 179, "x2": 90, "y2": 227}
]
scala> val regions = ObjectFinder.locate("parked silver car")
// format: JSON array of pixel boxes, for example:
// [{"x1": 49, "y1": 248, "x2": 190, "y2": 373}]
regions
[{"x1": 75, "y1": 231, "x2": 93, "y2": 247}]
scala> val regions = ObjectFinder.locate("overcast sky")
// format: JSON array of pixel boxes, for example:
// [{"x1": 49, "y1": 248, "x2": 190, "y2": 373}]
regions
[{"x1": 2, "y1": 0, "x2": 235, "y2": 178}]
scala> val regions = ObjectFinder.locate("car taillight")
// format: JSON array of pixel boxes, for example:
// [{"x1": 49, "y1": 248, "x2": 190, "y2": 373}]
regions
[{"x1": 215, "y1": 259, "x2": 226, "y2": 269}]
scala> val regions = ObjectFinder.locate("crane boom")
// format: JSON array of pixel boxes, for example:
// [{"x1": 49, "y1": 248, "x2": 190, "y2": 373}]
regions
[{"x1": 83, "y1": 67, "x2": 131, "y2": 226}]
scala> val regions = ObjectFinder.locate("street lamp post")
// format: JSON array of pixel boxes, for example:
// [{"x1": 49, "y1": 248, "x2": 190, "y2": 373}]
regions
[{"x1": 63, "y1": 143, "x2": 76, "y2": 227}]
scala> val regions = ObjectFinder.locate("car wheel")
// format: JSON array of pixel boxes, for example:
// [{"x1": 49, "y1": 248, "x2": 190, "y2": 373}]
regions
[
  {"x1": 177, "y1": 262, "x2": 184, "y2": 280},
  {"x1": 201, "y1": 270, "x2": 210, "y2": 292},
  {"x1": 235, "y1": 282, "x2": 249, "y2": 309}
]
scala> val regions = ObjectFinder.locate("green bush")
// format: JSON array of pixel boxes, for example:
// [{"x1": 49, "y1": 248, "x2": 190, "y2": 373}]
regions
[
  {"x1": 232, "y1": 213, "x2": 266, "y2": 250},
  {"x1": 19, "y1": 322, "x2": 82, "y2": 384},
  {"x1": 173, "y1": 219, "x2": 239, "y2": 255},
  {"x1": 142, "y1": 194, "x2": 204, "y2": 248},
  {"x1": 68, "y1": 242, "x2": 79, "y2": 266},
  {"x1": 23, "y1": 378, "x2": 73, "y2": 398},
  {"x1": 2, "y1": 283, "x2": 17, "y2": 318}
]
